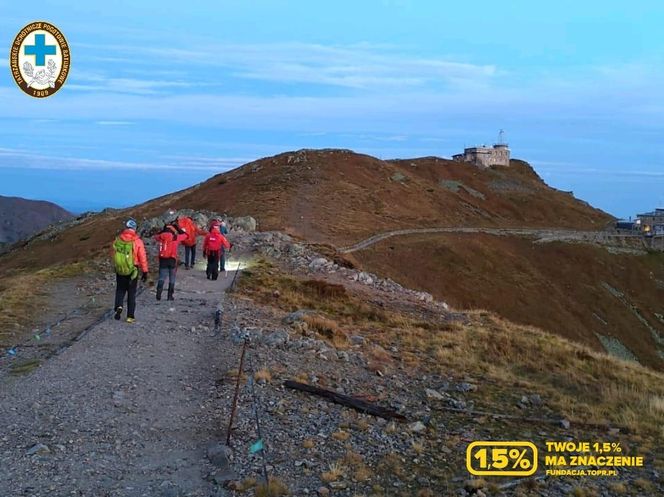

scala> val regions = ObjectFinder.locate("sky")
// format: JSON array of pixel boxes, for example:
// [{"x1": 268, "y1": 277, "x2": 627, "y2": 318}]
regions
[{"x1": 0, "y1": 1, "x2": 663, "y2": 217}]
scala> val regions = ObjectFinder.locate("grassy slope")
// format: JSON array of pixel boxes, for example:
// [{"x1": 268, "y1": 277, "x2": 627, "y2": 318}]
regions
[
  {"x1": 238, "y1": 259, "x2": 664, "y2": 439},
  {"x1": 353, "y1": 233, "x2": 664, "y2": 370},
  {"x1": 0, "y1": 149, "x2": 612, "y2": 277}
]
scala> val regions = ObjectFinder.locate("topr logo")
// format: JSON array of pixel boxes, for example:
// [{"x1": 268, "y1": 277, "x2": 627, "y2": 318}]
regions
[{"x1": 9, "y1": 21, "x2": 70, "y2": 98}]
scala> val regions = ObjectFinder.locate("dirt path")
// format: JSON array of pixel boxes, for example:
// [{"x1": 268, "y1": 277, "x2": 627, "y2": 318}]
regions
[
  {"x1": 338, "y1": 226, "x2": 653, "y2": 253},
  {"x1": 0, "y1": 264, "x2": 234, "y2": 497}
]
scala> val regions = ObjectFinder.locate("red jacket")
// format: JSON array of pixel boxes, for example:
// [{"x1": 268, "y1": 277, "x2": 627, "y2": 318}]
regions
[
  {"x1": 177, "y1": 216, "x2": 207, "y2": 247},
  {"x1": 154, "y1": 228, "x2": 188, "y2": 260},
  {"x1": 203, "y1": 229, "x2": 231, "y2": 253},
  {"x1": 112, "y1": 229, "x2": 148, "y2": 273}
]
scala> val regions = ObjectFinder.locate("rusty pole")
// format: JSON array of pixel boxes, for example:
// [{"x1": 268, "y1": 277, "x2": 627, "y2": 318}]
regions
[{"x1": 226, "y1": 338, "x2": 248, "y2": 446}]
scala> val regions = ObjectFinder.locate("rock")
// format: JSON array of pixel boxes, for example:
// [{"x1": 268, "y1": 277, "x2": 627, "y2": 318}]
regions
[
  {"x1": 233, "y1": 216, "x2": 257, "y2": 232},
  {"x1": 287, "y1": 243, "x2": 305, "y2": 257},
  {"x1": 329, "y1": 481, "x2": 348, "y2": 490},
  {"x1": 159, "y1": 480, "x2": 180, "y2": 497},
  {"x1": 207, "y1": 469, "x2": 238, "y2": 485},
  {"x1": 560, "y1": 419, "x2": 571, "y2": 429},
  {"x1": 206, "y1": 442, "x2": 232, "y2": 469},
  {"x1": 317, "y1": 487, "x2": 330, "y2": 497},
  {"x1": 530, "y1": 394, "x2": 543, "y2": 406},
  {"x1": 357, "y1": 272, "x2": 374, "y2": 285},
  {"x1": 391, "y1": 172, "x2": 407, "y2": 182},
  {"x1": 337, "y1": 351, "x2": 350, "y2": 362},
  {"x1": 476, "y1": 490, "x2": 487, "y2": 497},
  {"x1": 409, "y1": 421, "x2": 427, "y2": 433},
  {"x1": 449, "y1": 398, "x2": 467, "y2": 409},
  {"x1": 26, "y1": 443, "x2": 50, "y2": 456},
  {"x1": 282, "y1": 309, "x2": 312, "y2": 325},
  {"x1": 309, "y1": 258, "x2": 329, "y2": 271},
  {"x1": 456, "y1": 382, "x2": 477, "y2": 392},
  {"x1": 417, "y1": 292, "x2": 434, "y2": 303},
  {"x1": 425, "y1": 388, "x2": 445, "y2": 401},
  {"x1": 350, "y1": 335, "x2": 365, "y2": 345},
  {"x1": 263, "y1": 330, "x2": 289, "y2": 347}
]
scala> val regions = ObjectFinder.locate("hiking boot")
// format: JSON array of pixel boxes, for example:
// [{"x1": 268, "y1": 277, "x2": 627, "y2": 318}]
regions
[
  {"x1": 114, "y1": 306, "x2": 123, "y2": 320},
  {"x1": 156, "y1": 282, "x2": 164, "y2": 300},
  {"x1": 126, "y1": 317, "x2": 135, "y2": 324},
  {"x1": 167, "y1": 284, "x2": 175, "y2": 301}
]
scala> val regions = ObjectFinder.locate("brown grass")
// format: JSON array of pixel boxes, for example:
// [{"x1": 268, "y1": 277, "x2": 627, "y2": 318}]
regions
[
  {"x1": 331, "y1": 430, "x2": 350, "y2": 442},
  {"x1": 0, "y1": 262, "x2": 87, "y2": 347},
  {"x1": 302, "y1": 314, "x2": 348, "y2": 347},
  {"x1": 302, "y1": 438, "x2": 315, "y2": 449},
  {"x1": 634, "y1": 478, "x2": 655, "y2": 492},
  {"x1": 321, "y1": 462, "x2": 345, "y2": 482},
  {"x1": 608, "y1": 482, "x2": 627, "y2": 494},
  {"x1": 238, "y1": 259, "x2": 664, "y2": 437},
  {"x1": 254, "y1": 368, "x2": 273, "y2": 383},
  {"x1": 255, "y1": 477, "x2": 289, "y2": 497}
]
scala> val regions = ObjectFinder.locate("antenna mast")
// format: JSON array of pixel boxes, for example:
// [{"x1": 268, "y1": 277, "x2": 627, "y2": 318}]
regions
[{"x1": 497, "y1": 129, "x2": 506, "y2": 145}]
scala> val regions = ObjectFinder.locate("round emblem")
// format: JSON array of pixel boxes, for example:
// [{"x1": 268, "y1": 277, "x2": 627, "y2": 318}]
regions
[{"x1": 9, "y1": 21, "x2": 70, "y2": 98}]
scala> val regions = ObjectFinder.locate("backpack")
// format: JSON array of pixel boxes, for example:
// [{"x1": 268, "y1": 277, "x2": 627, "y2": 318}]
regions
[
  {"x1": 113, "y1": 238, "x2": 136, "y2": 277},
  {"x1": 157, "y1": 228, "x2": 179, "y2": 259}
]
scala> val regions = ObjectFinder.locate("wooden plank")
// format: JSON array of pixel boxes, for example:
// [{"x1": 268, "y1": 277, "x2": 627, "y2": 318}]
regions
[{"x1": 284, "y1": 380, "x2": 407, "y2": 421}]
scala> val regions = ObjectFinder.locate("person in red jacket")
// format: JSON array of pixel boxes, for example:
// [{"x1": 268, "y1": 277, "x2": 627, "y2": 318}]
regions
[
  {"x1": 111, "y1": 218, "x2": 148, "y2": 323},
  {"x1": 154, "y1": 222, "x2": 188, "y2": 300},
  {"x1": 177, "y1": 216, "x2": 207, "y2": 269},
  {"x1": 202, "y1": 225, "x2": 231, "y2": 280}
]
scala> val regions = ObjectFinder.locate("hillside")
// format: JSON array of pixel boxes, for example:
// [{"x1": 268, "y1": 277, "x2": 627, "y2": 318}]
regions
[
  {"x1": 2, "y1": 149, "x2": 663, "y2": 370},
  {"x1": 0, "y1": 195, "x2": 73, "y2": 244},
  {"x1": 2, "y1": 232, "x2": 662, "y2": 496},
  {"x1": 173, "y1": 149, "x2": 613, "y2": 244}
]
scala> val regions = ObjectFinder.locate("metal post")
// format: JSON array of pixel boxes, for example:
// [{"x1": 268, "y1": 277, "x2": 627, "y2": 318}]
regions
[{"x1": 226, "y1": 338, "x2": 248, "y2": 446}]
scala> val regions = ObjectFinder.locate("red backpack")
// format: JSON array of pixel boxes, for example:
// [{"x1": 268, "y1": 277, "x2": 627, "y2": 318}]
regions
[{"x1": 156, "y1": 228, "x2": 179, "y2": 259}]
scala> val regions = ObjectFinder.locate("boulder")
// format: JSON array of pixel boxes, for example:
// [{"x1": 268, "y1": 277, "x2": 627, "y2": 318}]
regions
[
  {"x1": 263, "y1": 330, "x2": 290, "y2": 347},
  {"x1": 233, "y1": 216, "x2": 257, "y2": 232}
]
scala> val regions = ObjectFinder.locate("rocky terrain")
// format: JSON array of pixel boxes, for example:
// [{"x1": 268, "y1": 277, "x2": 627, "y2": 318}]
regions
[
  {"x1": 0, "y1": 195, "x2": 72, "y2": 244},
  {"x1": 1, "y1": 226, "x2": 662, "y2": 496}
]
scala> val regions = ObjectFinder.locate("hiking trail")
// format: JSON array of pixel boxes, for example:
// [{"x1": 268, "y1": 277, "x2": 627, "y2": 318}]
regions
[{"x1": 0, "y1": 265, "x2": 235, "y2": 496}]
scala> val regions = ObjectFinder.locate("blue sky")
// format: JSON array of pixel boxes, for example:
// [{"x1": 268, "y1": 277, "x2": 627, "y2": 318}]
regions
[{"x1": 1, "y1": 1, "x2": 663, "y2": 216}]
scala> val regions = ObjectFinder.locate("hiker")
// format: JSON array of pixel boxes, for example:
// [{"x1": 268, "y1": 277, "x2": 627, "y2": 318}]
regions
[
  {"x1": 209, "y1": 218, "x2": 228, "y2": 234},
  {"x1": 202, "y1": 225, "x2": 231, "y2": 280},
  {"x1": 154, "y1": 222, "x2": 188, "y2": 300},
  {"x1": 111, "y1": 218, "x2": 148, "y2": 323},
  {"x1": 177, "y1": 215, "x2": 207, "y2": 269}
]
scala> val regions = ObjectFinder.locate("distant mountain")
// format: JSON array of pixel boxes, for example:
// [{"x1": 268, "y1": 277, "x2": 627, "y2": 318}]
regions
[{"x1": 0, "y1": 195, "x2": 73, "y2": 244}]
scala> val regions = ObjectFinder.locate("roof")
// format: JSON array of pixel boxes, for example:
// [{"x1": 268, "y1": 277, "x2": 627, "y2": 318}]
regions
[{"x1": 637, "y1": 209, "x2": 664, "y2": 217}]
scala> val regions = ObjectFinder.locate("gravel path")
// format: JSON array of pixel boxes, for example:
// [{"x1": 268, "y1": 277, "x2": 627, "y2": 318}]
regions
[
  {"x1": 338, "y1": 227, "x2": 652, "y2": 254},
  {"x1": 0, "y1": 266, "x2": 234, "y2": 497}
]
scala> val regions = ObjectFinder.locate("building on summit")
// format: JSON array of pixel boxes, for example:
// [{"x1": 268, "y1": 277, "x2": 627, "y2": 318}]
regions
[
  {"x1": 636, "y1": 208, "x2": 664, "y2": 236},
  {"x1": 452, "y1": 130, "x2": 511, "y2": 168}
]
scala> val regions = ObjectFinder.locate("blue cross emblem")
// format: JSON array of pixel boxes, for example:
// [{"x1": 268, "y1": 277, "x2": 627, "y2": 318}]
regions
[{"x1": 24, "y1": 34, "x2": 56, "y2": 66}]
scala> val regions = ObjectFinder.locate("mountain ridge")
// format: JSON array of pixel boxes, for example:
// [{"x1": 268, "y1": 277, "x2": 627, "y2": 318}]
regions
[{"x1": 0, "y1": 195, "x2": 73, "y2": 244}]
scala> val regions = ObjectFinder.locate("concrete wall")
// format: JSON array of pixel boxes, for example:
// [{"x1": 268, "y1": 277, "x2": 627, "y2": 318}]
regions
[{"x1": 454, "y1": 145, "x2": 510, "y2": 168}]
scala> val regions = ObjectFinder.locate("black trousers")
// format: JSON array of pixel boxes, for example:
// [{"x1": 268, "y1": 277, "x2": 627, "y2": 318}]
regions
[
  {"x1": 115, "y1": 274, "x2": 138, "y2": 318},
  {"x1": 206, "y1": 251, "x2": 220, "y2": 280}
]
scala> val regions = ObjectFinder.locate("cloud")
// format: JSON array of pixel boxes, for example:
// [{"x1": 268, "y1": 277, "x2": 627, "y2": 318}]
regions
[
  {"x1": 95, "y1": 120, "x2": 134, "y2": 126},
  {"x1": 77, "y1": 41, "x2": 497, "y2": 91},
  {"x1": 0, "y1": 147, "x2": 248, "y2": 172},
  {"x1": 67, "y1": 74, "x2": 195, "y2": 95}
]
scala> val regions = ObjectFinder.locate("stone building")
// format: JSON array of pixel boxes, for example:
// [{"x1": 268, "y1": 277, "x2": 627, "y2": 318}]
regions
[
  {"x1": 637, "y1": 208, "x2": 664, "y2": 235},
  {"x1": 452, "y1": 143, "x2": 510, "y2": 168}
]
